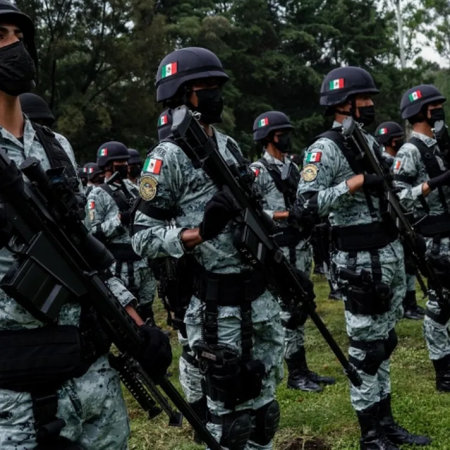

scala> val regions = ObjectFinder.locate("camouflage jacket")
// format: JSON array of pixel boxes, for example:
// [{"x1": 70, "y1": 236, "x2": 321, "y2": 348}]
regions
[{"x1": 132, "y1": 128, "x2": 279, "y2": 322}]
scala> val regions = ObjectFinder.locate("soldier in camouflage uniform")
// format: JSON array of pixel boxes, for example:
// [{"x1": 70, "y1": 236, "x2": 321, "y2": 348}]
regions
[
  {"x1": 250, "y1": 110, "x2": 335, "y2": 393},
  {"x1": 0, "y1": 3, "x2": 171, "y2": 448},
  {"x1": 297, "y1": 67, "x2": 430, "y2": 449},
  {"x1": 132, "y1": 47, "x2": 300, "y2": 450},
  {"x1": 375, "y1": 122, "x2": 424, "y2": 321},
  {"x1": 393, "y1": 85, "x2": 450, "y2": 391},
  {"x1": 88, "y1": 142, "x2": 157, "y2": 324}
]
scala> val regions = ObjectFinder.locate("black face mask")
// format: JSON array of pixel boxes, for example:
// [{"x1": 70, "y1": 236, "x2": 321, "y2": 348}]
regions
[
  {"x1": 355, "y1": 105, "x2": 376, "y2": 127},
  {"x1": 392, "y1": 139, "x2": 404, "y2": 151},
  {"x1": 190, "y1": 87, "x2": 224, "y2": 124},
  {"x1": 114, "y1": 165, "x2": 129, "y2": 179},
  {"x1": 0, "y1": 42, "x2": 36, "y2": 97},
  {"x1": 129, "y1": 165, "x2": 141, "y2": 179},
  {"x1": 273, "y1": 133, "x2": 292, "y2": 154},
  {"x1": 427, "y1": 108, "x2": 446, "y2": 127}
]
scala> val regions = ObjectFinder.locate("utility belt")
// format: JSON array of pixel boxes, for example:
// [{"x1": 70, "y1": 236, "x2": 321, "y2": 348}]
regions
[
  {"x1": 415, "y1": 213, "x2": 450, "y2": 238},
  {"x1": 181, "y1": 345, "x2": 198, "y2": 368},
  {"x1": 197, "y1": 343, "x2": 266, "y2": 410},
  {"x1": 193, "y1": 269, "x2": 266, "y2": 306},
  {"x1": 273, "y1": 226, "x2": 308, "y2": 248},
  {"x1": 332, "y1": 222, "x2": 397, "y2": 252},
  {"x1": 107, "y1": 243, "x2": 141, "y2": 262}
]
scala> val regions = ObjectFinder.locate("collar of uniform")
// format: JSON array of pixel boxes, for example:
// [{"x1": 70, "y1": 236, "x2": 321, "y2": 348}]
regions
[
  {"x1": 263, "y1": 150, "x2": 288, "y2": 166},
  {"x1": 411, "y1": 131, "x2": 436, "y2": 148},
  {"x1": 332, "y1": 120, "x2": 343, "y2": 129},
  {"x1": 0, "y1": 115, "x2": 36, "y2": 152}
]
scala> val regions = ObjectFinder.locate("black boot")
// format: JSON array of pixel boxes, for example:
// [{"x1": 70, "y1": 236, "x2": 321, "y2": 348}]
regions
[
  {"x1": 403, "y1": 291, "x2": 423, "y2": 320},
  {"x1": 433, "y1": 354, "x2": 450, "y2": 392},
  {"x1": 357, "y1": 403, "x2": 400, "y2": 450},
  {"x1": 379, "y1": 395, "x2": 431, "y2": 446},
  {"x1": 286, "y1": 349, "x2": 322, "y2": 392},
  {"x1": 307, "y1": 370, "x2": 336, "y2": 385},
  {"x1": 190, "y1": 397, "x2": 208, "y2": 444},
  {"x1": 328, "y1": 288, "x2": 344, "y2": 301}
]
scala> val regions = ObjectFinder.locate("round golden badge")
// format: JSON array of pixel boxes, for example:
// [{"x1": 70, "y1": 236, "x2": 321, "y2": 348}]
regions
[
  {"x1": 301, "y1": 164, "x2": 319, "y2": 182},
  {"x1": 139, "y1": 176, "x2": 158, "y2": 201}
]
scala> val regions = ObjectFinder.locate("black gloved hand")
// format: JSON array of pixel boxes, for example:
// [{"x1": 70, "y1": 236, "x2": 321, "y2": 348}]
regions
[
  {"x1": 363, "y1": 174, "x2": 384, "y2": 190},
  {"x1": 199, "y1": 191, "x2": 239, "y2": 241},
  {"x1": 120, "y1": 210, "x2": 131, "y2": 227},
  {"x1": 288, "y1": 202, "x2": 317, "y2": 230},
  {"x1": 138, "y1": 324, "x2": 172, "y2": 381},
  {"x1": 292, "y1": 267, "x2": 315, "y2": 302},
  {"x1": 428, "y1": 170, "x2": 450, "y2": 191}
]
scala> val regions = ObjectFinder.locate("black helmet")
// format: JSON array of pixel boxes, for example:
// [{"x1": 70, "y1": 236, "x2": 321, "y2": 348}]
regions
[
  {"x1": 157, "y1": 108, "x2": 173, "y2": 140},
  {"x1": 20, "y1": 93, "x2": 55, "y2": 124},
  {"x1": 400, "y1": 85, "x2": 446, "y2": 120},
  {"x1": 253, "y1": 111, "x2": 293, "y2": 141},
  {"x1": 128, "y1": 149, "x2": 142, "y2": 166},
  {"x1": 320, "y1": 67, "x2": 379, "y2": 114},
  {"x1": 78, "y1": 166, "x2": 88, "y2": 181},
  {"x1": 374, "y1": 122, "x2": 404, "y2": 145},
  {"x1": 83, "y1": 162, "x2": 103, "y2": 181},
  {"x1": 156, "y1": 47, "x2": 229, "y2": 103},
  {"x1": 0, "y1": 1, "x2": 37, "y2": 67},
  {"x1": 96, "y1": 141, "x2": 129, "y2": 169}
]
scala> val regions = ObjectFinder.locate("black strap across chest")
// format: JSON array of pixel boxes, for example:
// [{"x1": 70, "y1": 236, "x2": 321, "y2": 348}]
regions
[
  {"x1": 31, "y1": 122, "x2": 76, "y2": 177},
  {"x1": 257, "y1": 157, "x2": 300, "y2": 208},
  {"x1": 99, "y1": 183, "x2": 130, "y2": 213}
]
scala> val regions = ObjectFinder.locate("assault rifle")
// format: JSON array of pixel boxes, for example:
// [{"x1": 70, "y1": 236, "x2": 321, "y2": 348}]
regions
[
  {"x1": 0, "y1": 152, "x2": 223, "y2": 450},
  {"x1": 341, "y1": 117, "x2": 448, "y2": 306},
  {"x1": 170, "y1": 105, "x2": 362, "y2": 388}
]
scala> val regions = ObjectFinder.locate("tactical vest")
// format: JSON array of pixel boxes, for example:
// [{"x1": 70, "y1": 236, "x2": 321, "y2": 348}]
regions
[{"x1": 399, "y1": 137, "x2": 450, "y2": 239}]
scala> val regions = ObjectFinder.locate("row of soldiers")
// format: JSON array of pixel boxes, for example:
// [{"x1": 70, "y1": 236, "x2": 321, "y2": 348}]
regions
[
  {"x1": 64, "y1": 51, "x2": 450, "y2": 449},
  {"x1": 127, "y1": 49, "x2": 450, "y2": 450},
  {"x1": 0, "y1": 2, "x2": 447, "y2": 448}
]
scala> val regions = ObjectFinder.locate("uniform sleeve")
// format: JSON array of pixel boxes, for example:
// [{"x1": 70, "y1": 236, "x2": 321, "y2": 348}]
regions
[
  {"x1": 250, "y1": 161, "x2": 276, "y2": 218},
  {"x1": 132, "y1": 143, "x2": 186, "y2": 260},
  {"x1": 87, "y1": 187, "x2": 124, "y2": 239},
  {"x1": 392, "y1": 145, "x2": 424, "y2": 210},
  {"x1": 105, "y1": 276, "x2": 136, "y2": 308},
  {"x1": 297, "y1": 139, "x2": 351, "y2": 217}
]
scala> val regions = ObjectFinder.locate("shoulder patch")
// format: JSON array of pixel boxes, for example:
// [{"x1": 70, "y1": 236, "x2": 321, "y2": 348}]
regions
[
  {"x1": 393, "y1": 159, "x2": 401, "y2": 172},
  {"x1": 251, "y1": 167, "x2": 260, "y2": 177},
  {"x1": 139, "y1": 175, "x2": 158, "y2": 201},
  {"x1": 143, "y1": 157, "x2": 163, "y2": 175},
  {"x1": 305, "y1": 151, "x2": 322, "y2": 163},
  {"x1": 301, "y1": 164, "x2": 319, "y2": 182}
]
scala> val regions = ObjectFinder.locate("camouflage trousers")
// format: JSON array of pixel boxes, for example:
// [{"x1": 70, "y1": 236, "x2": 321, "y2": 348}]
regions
[
  {"x1": 111, "y1": 261, "x2": 156, "y2": 307},
  {"x1": 185, "y1": 295, "x2": 284, "y2": 450},
  {"x1": 280, "y1": 242, "x2": 312, "y2": 360},
  {"x1": 178, "y1": 331, "x2": 204, "y2": 404},
  {"x1": 423, "y1": 237, "x2": 450, "y2": 360},
  {"x1": 333, "y1": 241, "x2": 405, "y2": 411},
  {"x1": 0, "y1": 355, "x2": 129, "y2": 449}
]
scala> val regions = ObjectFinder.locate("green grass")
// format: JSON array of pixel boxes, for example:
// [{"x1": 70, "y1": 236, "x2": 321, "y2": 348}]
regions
[{"x1": 126, "y1": 275, "x2": 450, "y2": 449}]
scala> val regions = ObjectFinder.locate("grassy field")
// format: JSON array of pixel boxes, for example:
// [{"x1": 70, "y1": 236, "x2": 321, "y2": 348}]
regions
[{"x1": 126, "y1": 274, "x2": 450, "y2": 450}]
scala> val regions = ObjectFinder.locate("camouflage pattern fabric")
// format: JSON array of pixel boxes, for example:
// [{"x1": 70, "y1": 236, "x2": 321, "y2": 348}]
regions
[
  {"x1": 178, "y1": 332, "x2": 204, "y2": 403},
  {"x1": 250, "y1": 151, "x2": 312, "y2": 360},
  {"x1": 88, "y1": 179, "x2": 156, "y2": 308},
  {"x1": 393, "y1": 131, "x2": 450, "y2": 360},
  {"x1": 297, "y1": 122, "x2": 405, "y2": 411},
  {"x1": 0, "y1": 119, "x2": 131, "y2": 448},
  {"x1": 132, "y1": 129, "x2": 284, "y2": 450}
]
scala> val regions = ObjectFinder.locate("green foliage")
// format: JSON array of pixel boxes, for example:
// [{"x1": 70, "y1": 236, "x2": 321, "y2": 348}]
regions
[{"x1": 14, "y1": 0, "x2": 443, "y2": 163}]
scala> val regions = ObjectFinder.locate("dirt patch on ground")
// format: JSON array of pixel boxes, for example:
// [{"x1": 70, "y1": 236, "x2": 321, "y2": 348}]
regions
[{"x1": 282, "y1": 436, "x2": 331, "y2": 450}]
